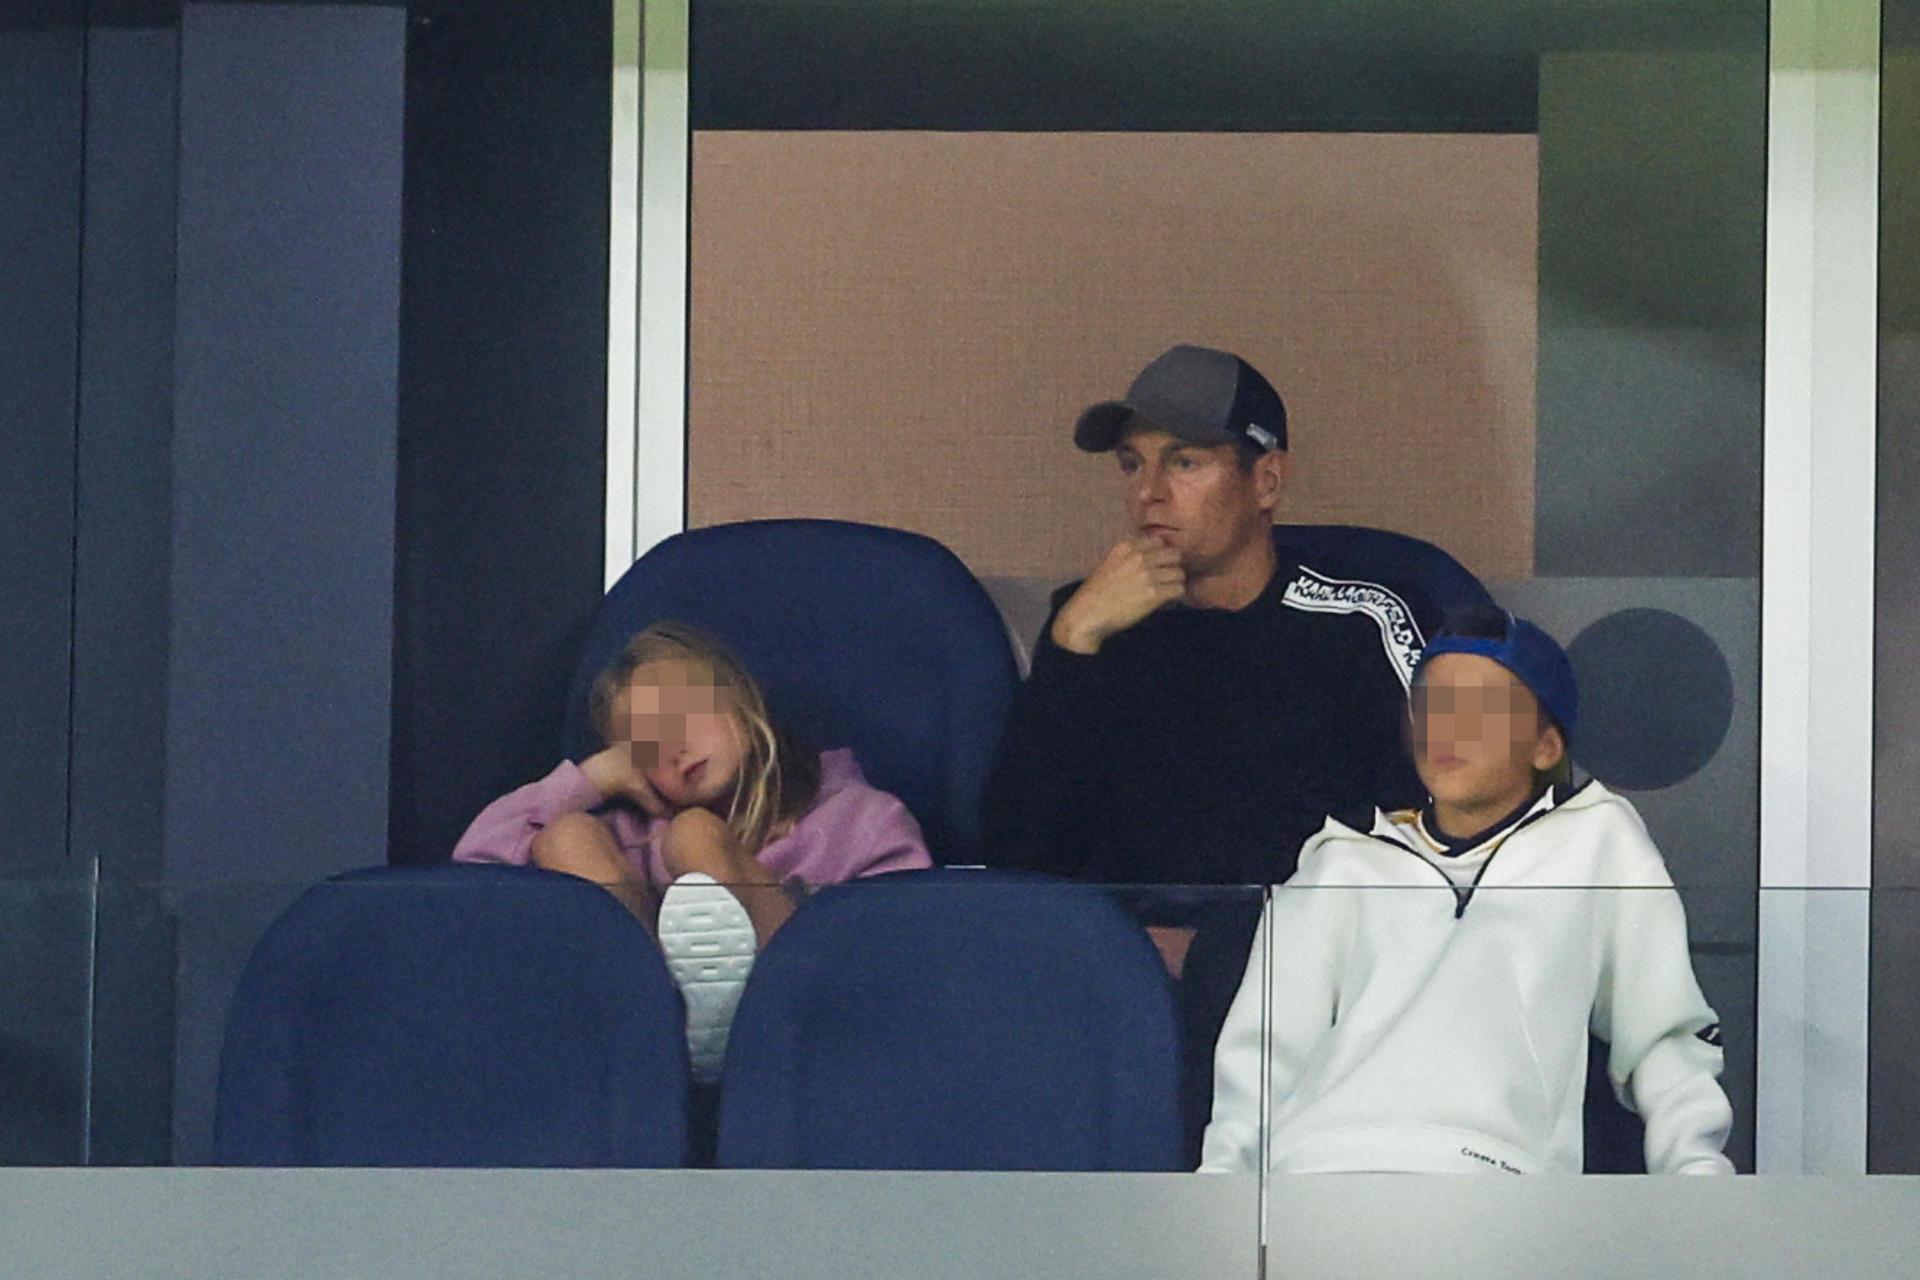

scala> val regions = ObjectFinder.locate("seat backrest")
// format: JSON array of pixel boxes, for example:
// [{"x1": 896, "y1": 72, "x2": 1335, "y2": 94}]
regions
[
  {"x1": 213, "y1": 863, "x2": 688, "y2": 1167},
  {"x1": 562, "y1": 519, "x2": 1020, "y2": 864},
  {"x1": 1273, "y1": 524, "x2": 1494, "y2": 646},
  {"x1": 715, "y1": 868, "x2": 1183, "y2": 1171}
]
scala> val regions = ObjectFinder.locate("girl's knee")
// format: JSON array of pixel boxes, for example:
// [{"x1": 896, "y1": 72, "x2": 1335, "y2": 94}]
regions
[
  {"x1": 531, "y1": 814, "x2": 655, "y2": 925},
  {"x1": 531, "y1": 812, "x2": 619, "y2": 869}
]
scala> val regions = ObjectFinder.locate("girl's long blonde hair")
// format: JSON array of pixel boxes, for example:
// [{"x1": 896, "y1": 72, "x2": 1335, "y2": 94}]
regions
[{"x1": 589, "y1": 621, "x2": 821, "y2": 856}]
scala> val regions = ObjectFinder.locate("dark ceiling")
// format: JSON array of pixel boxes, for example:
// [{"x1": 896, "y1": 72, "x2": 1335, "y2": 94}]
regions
[{"x1": 691, "y1": 0, "x2": 1769, "y2": 132}]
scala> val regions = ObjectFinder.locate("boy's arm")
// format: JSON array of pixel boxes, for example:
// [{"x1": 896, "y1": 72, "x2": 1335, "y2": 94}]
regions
[
  {"x1": 1625, "y1": 1025, "x2": 1735, "y2": 1175},
  {"x1": 1199, "y1": 867, "x2": 1350, "y2": 1172},
  {"x1": 1594, "y1": 867, "x2": 1735, "y2": 1175}
]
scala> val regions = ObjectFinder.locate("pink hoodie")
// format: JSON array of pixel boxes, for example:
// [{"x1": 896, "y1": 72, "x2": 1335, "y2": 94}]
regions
[{"x1": 451, "y1": 747, "x2": 931, "y2": 889}]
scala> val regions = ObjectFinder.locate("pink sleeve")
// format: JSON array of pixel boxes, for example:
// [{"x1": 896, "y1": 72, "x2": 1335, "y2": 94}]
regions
[
  {"x1": 450, "y1": 761, "x2": 611, "y2": 866},
  {"x1": 842, "y1": 788, "x2": 934, "y2": 879}
]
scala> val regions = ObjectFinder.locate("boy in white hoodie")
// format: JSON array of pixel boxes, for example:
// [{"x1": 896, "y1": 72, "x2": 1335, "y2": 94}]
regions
[{"x1": 1200, "y1": 606, "x2": 1734, "y2": 1175}]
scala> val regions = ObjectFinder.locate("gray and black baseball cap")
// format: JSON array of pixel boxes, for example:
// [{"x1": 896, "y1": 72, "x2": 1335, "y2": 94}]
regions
[{"x1": 1073, "y1": 344, "x2": 1289, "y2": 454}]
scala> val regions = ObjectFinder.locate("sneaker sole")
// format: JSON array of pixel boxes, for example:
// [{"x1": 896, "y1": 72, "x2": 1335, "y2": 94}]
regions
[{"x1": 656, "y1": 872, "x2": 757, "y2": 1083}]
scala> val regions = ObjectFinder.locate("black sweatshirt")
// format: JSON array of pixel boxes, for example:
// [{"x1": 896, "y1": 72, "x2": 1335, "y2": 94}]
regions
[
  {"x1": 983, "y1": 549, "x2": 1470, "y2": 1166},
  {"x1": 982, "y1": 556, "x2": 1426, "y2": 891}
]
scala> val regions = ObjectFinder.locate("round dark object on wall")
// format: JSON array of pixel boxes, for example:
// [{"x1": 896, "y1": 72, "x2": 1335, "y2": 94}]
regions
[{"x1": 1565, "y1": 608, "x2": 1734, "y2": 791}]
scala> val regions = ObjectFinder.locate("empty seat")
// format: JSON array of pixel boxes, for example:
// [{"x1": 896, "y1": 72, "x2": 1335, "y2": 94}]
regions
[
  {"x1": 213, "y1": 863, "x2": 688, "y2": 1166},
  {"x1": 716, "y1": 868, "x2": 1183, "y2": 1171}
]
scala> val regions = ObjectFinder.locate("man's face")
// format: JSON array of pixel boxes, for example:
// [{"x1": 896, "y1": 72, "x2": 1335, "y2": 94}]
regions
[{"x1": 1114, "y1": 426, "x2": 1283, "y2": 575}]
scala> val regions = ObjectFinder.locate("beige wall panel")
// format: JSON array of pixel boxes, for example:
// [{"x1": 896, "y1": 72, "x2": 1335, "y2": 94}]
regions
[{"x1": 688, "y1": 131, "x2": 1537, "y2": 581}]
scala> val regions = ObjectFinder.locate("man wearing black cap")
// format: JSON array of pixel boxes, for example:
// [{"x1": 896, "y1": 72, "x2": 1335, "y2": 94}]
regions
[{"x1": 982, "y1": 344, "x2": 1426, "y2": 1162}]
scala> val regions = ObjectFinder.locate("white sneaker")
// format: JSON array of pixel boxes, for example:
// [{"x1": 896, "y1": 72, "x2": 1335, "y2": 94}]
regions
[{"x1": 656, "y1": 872, "x2": 757, "y2": 1083}]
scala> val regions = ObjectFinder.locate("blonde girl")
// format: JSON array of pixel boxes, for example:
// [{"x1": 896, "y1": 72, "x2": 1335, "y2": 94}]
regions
[{"x1": 454, "y1": 622, "x2": 931, "y2": 1079}]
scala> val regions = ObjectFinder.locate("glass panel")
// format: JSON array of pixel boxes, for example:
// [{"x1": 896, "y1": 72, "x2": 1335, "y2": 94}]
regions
[
  {"x1": 140, "y1": 867, "x2": 1262, "y2": 1263},
  {"x1": 0, "y1": 873, "x2": 96, "y2": 1166},
  {"x1": 50, "y1": 882, "x2": 1900, "y2": 1279},
  {"x1": 86, "y1": 875, "x2": 177, "y2": 1166},
  {"x1": 678, "y1": 7, "x2": 1767, "y2": 1182},
  {"x1": 673, "y1": 0, "x2": 1772, "y2": 1250},
  {"x1": 1759, "y1": 888, "x2": 1871, "y2": 1173},
  {"x1": 160, "y1": 871, "x2": 1254, "y2": 1192},
  {"x1": 1235, "y1": 882, "x2": 1750, "y2": 1183},
  {"x1": 158, "y1": 873, "x2": 332, "y2": 1167}
]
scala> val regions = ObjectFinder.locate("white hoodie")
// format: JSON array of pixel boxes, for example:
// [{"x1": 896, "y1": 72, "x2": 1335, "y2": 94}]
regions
[{"x1": 1200, "y1": 780, "x2": 1734, "y2": 1175}]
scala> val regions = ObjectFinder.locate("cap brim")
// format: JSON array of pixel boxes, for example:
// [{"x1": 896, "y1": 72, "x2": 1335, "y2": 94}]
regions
[
  {"x1": 1073, "y1": 402, "x2": 1134, "y2": 452},
  {"x1": 1074, "y1": 400, "x2": 1249, "y2": 452}
]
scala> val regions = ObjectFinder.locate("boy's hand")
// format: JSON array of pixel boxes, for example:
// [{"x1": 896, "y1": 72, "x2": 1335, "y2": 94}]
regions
[
  {"x1": 1051, "y1": 535, "x2": 1185, "y2": 655},
  {"x1": 660, "y1": 806, "x2": 746, "y2": 881},
  {"x1": 580, "y1": 743, "x2": 672, "y2": 819}
]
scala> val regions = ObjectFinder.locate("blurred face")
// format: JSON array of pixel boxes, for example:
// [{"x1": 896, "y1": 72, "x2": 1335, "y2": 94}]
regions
[
  {"x1": 608, "y1": 659, "x2": 746, "y2": 809},
  {"x1": 1115, "y1": 427, "x2": 1284, "y2": 576},
  {"x1": 1409, "y1": 653, "x2": 1565, "y2": 815}
]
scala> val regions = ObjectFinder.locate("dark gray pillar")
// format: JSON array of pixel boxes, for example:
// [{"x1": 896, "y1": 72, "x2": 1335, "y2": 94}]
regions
[
  {"x1": 0, "y1": 8, "x2": 82, "y2": 875},
  {"x1": 392, "y1": 0, "x2": 612, "y2": 868},
  {"x1": 0, "y1": 0, "x2": 91, "y2": 1167},
  {"x1": 1869, "y1": 44, "x2": 1920, "y2": 1173},
  {"x1": 166, "y1": 0, "x2": 405, "y2": 1162},
  {"x1": 71, "y1": 13, "x2": 182, "y2": 1165}
]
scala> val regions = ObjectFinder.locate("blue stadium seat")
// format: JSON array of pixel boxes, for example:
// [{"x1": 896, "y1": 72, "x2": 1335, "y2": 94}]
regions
[
  {"x1": 563, "y1": 519, "x2": 1021, "y2": 864},
  {"x1": 715, "y1": 868, "x2": 1183, "y2": 1171},
  {"x1": 212, "y1": 863, "x2": 688, "y2": 1166}
]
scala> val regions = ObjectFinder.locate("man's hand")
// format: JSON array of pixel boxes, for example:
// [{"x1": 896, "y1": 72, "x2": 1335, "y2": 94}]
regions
[
  {"x1": 579, "y1": 743, "x2": 672, "y2": 819},
  {"x1": 1050, "y1": 536, "x2": 1186, "y2": 654}
]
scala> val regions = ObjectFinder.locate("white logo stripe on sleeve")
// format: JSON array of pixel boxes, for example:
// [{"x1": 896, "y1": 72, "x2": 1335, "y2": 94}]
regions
[{"x1": 1281, "y1": 567, "x2": 1424, "y2": 689}]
